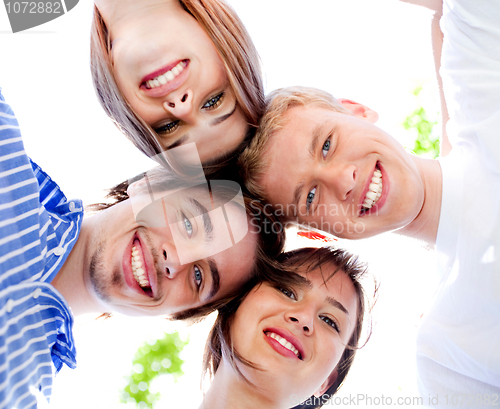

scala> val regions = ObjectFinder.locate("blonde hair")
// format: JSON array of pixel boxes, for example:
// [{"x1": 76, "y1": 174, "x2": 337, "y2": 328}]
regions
[
  {"x1": 238, "y1": 86, "x2": 351, "y2": 200},
  {"x1": 90, "y1": 0, "x2": 264, "y2": 161}
]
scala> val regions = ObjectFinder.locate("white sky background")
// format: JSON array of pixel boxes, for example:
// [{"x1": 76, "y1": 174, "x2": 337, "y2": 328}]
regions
[{"x1": 0, "y1": 1, "x2": 441, "y2": 408}]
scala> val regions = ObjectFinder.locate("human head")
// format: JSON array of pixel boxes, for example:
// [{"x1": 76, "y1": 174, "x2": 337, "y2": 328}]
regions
[
  {"x1": 84, "y1": 166, "x2": 285, "y2": 320},
  {"x1": 203, "y1": 246, "x2": 370, "y2": 408},
  {"x1": 91, "y1": 0, "x2": 264, "y2": 163},
  {"x1": 239, "y1": 86, "x2": 425, "y2": 240}
]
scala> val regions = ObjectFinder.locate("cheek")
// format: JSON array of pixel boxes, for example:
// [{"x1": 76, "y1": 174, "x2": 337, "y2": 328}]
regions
[
  {"x1": 200, "y1": 53, "x2": 227, "y2": 88},
  {"x1": 110, "y1": 45, "x2": 135, "y2": 88},
  {"x1": 230, "y1": 308, "x2": 257, "y2": 361},
  {"x1": 230, "y1": 290, "x2": 275, "y2": 352},
  {"x1": 317, "y1": 334, "x2": 343, "y2": 370}
]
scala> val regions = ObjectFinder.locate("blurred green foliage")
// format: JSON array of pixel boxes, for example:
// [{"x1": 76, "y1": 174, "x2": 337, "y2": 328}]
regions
[
  {"x1": 402, "y1": 85, "x2": 440, "y2": 158},
  {"x1": 121, "y1": 332, "x2": 188, "y2": 408}
]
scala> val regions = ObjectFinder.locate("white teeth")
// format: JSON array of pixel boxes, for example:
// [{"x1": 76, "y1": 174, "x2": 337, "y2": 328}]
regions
[
  {"x1": 131, "y1": 246, "x2": 150, "y2": 289},
  {"x1": 362, "y1": 167, "x2": 383, "y2": 210},
  {"x1": 365, "y1": 190, "x2": 377, "y2": 201},
  {"x1": 158, "y1": 75, "x2": 167, "y2": 85},
  {"x1": 266, "y1": 332, "x2": 300, "y2": 357},
  {"x1": 145, "y1": 61, "x2": 187, "y2": 89}
]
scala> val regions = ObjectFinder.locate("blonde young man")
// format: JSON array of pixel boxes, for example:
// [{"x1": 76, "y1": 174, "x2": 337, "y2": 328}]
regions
[{"x1": 239, "y1": 0, "x2": 500, "y2": 403}]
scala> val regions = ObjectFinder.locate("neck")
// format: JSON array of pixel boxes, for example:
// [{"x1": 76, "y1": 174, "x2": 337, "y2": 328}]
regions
[
  {"x1": 200, "y1": 361, "x2": 282, "y2": 409},
  {"x1": 397, "y1": 156, "x2": 442, "y2": 244},
  {"x1": 51, "y1": 217, "x2": 105, "y2": 316}
]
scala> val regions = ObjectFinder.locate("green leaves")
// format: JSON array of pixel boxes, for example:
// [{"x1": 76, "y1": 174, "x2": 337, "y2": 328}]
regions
[
  {"x1": 121, "y1": 332, "x2": 189, "y2": 408},
  {"x1": 402, "y1": 86, "x2": 440, "y2": 159}
]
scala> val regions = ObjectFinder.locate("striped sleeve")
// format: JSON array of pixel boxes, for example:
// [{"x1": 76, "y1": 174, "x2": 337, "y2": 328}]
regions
[{"x1": 0, "y1": 91, "x2": 78, "y2": 409}]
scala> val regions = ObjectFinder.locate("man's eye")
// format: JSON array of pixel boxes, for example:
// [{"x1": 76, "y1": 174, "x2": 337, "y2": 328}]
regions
[
  {"x1": 194, "y1": 266, "x2": 203, "y2": 288},
  {"x1": 154, "y1": 120, "x2": 180, "y2": 135},
  {"x1": 306, "y1": 187, "x2": 316, "y2": 211},
  {"x1": 322, "y1": 138, "x2": 331, "y2": 158},
  {"x1": 321, "y1": 316, "x2": 339, "y2": 332},
  {"x1": 182, "y1": 213, "x2": 193, "y2": 238},
  {"x1": 279, "y1": 287, "x2": 297, "y2": 300},
  {"x1": 202, "y1": 92, "x2": 224, "y2": 110}
]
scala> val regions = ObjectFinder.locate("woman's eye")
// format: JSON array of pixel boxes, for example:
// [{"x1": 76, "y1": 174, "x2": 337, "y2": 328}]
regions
[
  {"x1": 154, "y1": 120, "x2": 179, "y2": 135},
  {"x1": 182, "y1": 213, "x2": 193, "y2": 238},
  {"x1": 321, "y1": 316, "x2": 339, "y2": 332},
  {"x1": 279, "y1": 287, "x2": 297, "y2": 300},
  {"x1": 306, "y1": 187, "x2": 316, "y2": 211},
  {"x1": 194, "y1": 266, "x2": 203, "y2": 288},
  {"x1": 322, "y1": 138, "x2": 331, "y2": 158},
  {"x1": 202, "y1": 92, "x2": 224, "y2": 110}
]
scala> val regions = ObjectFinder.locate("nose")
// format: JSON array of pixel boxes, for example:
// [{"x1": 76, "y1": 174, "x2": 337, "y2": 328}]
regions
[
  {"x1": 285, "y1": 305, "x2": 315, "y2": 335},
  {"x1": 325, "y1": 163, "x2": 357, "y2": 201},
  {"x1": 161, "y1": 247, "x2": 185, "y2": 280},
  {"x1": 163, "y1": 90, "x2": 195, "y2": 123}
]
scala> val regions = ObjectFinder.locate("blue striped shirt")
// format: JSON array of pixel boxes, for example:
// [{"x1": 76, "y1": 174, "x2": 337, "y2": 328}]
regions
[{"x1": 0, "y1": 90, "x2": 83, "y2": 408}]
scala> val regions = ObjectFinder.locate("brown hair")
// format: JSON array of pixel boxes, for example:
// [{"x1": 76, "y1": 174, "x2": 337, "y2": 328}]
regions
[
  {"x1": 87, "y1": 167, "x2": 287, "y2": 322},
  {"x1": 238, "y1": 86, "x2": 351, "y2": 201},
  {"x1": 90, "y1": 0, "x2": 264, "y2": 162},
  {"x1": 203, "y1": 246, "x2": 374, "y2": 407}
]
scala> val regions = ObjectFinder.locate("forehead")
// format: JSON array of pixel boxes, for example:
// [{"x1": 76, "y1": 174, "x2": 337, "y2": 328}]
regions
[
  {"x1": 265, "y1": 105, "x2": 346, "y2": 167},
  {"x1": 186, "y1": 107, "x2": 249, "y2": 163},
  {"x1": 300, "y1": 264, "x2": 358, "y2": 312},
  {"x1": 259, "y1": 106, "x2": 336, "y2": 203},
  {"x1": 270, "y1": 105, "x2": 330, "y2": 148},
  {"x1": 251, "y1": 262, "x2": 359, "y2": 319}
]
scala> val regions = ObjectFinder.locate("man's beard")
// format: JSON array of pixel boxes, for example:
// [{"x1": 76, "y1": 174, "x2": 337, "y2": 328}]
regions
[{"x1": 89, "y1": 240, "x2": 121, "y2": 304}]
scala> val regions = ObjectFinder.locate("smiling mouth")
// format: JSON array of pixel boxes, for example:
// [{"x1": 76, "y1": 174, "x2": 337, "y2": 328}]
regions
[
  {"x1": 142, "y1": 60, "x2": 188, "y2": 89},
  {"x1": 131, "y1": 244, "x2": 153, "y2": 296},
  {"x1": 265, "y1": 331, "x2": 302, "y2": 360},
  {"x1": 360, "y1": 166, "x2": 383, "y2": 215}
]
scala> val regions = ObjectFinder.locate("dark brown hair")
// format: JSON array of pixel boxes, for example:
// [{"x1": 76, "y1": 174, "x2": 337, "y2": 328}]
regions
[
  {"x1": 203, "y1": 246, "x2": 374, "y2": 407},
  {"x1": 87, "y1": 167, "x2": 287, "y2": 322}
]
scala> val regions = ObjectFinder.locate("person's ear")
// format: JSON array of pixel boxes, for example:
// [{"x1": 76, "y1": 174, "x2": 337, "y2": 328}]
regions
[
  {"x1": 338, "y1": 99, "x2": 379, "y2": 123},
  {"x1": 313, "y1": 370, "x2": 338, "y2": 397}
]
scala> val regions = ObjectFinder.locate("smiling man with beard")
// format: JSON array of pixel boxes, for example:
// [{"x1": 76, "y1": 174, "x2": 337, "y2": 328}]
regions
[{"x1": 0, "y1": 90, "x2": 282, "y2": 408}]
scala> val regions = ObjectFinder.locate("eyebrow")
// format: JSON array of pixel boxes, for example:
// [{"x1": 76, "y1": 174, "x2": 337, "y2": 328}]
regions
[
  {"x1": 293, "y1": 180, "x2": 306, "y2": 210},
  {"x1": 190, "y1": 198, "x2": 214, "y2": 242},
  {"x1": 309, "y1": 123, "x2": 324, "y2": 159},
  {"x1": 209, "y1": 103, "x2": 237, "y2": 126},
  {"x1": 326, "y1": 295, "x2": 349, "y2": 315},
  {"x1": 206, "y1": 258, "x2": 221, "y2": 301},
  {"x1": 164, "y1": 103, "x2": 238, "y2": 150},
  {"x1": 292, "y1": 123, "x2": 329, "y2": 208},
  {"x1": 166, "y1": 135, "x2": 188, "y2": 150}
]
